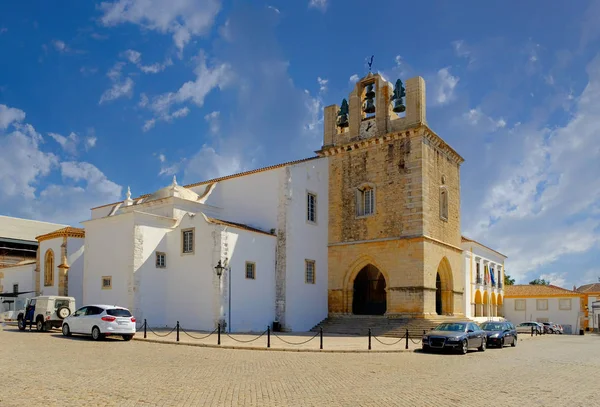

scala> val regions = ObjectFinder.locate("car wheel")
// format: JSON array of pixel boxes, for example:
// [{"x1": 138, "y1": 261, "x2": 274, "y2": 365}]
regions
[
  {"x1": 62, "y1": 324, "x2": 71, "y2": 337},
  {"x1": 36, "y1": 319, "x2": 44, "y2": 332},
  {"x1": 17, "y1": 317, "x2": 26, "y2": 331},
  {"x1": 499, "y1": 337, "x2": 504, "y2": 348},
  {"x1": 461, "y1": 339, "x2": 468, "y2": 355},
  {"x1": 511, "y1": 337, "x2": 517, "y2": 347},
  {"x1": 91, "y1": 326, "x2": 103, "y2": 341},
  {"x1": 478, "y1": 338, "x2": 486, "y2": 352},
  {"x1": 122, "y1": 334, "x2": 133, "y2": 341}
]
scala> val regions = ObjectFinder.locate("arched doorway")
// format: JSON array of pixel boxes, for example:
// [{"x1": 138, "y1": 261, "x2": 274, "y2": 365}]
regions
[
  {"x1": 491, "y1": 293, "x2": 497, "y2": 317},
  {"x1": 435, "y1": 257, "x2": 454, "y2": 315},
  {"x1": 497, "y1": 294, "x2": 504, "y2": 317},
  {"x1": 474, "y1": 290, "x2": 483, "y2": 317},
  {"x1": 352, "y1": 264, "x2": 386, "y2": 315},
  {"x1": 483, "y1": 291, "x2": 489, "y2": 317},
  {"x1": 435, "y1": 273, "x2": 442, "y2": 315}
]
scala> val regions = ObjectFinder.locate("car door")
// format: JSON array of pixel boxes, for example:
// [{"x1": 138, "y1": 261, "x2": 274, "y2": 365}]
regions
[
  {"x1": 82, "y1": 306, "x2": 102, "y2": 334},
  {"x1": 469, "y1": 323, "x2": 484, "y2": 346},
  {"x1": 69, "y1": 307, "x2": 87, "y2": 333}
]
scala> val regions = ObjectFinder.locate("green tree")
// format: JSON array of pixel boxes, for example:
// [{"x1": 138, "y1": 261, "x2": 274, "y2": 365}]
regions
[
  {"x1": 504, "y1": 273, "x2": 515, "y2": 286},
  {"x1": 529, "y1": 278, "x2": 550, "y2": 285}
]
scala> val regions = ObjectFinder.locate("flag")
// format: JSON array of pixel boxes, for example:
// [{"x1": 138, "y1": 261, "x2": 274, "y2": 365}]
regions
[{"x1": 490, "y1": 268, "x2": 496, "y2": 285}]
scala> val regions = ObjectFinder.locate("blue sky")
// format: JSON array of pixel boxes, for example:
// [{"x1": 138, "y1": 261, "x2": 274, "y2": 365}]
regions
[{"x1": 1, "y1": 0, "x2": 599, "y2": 288}]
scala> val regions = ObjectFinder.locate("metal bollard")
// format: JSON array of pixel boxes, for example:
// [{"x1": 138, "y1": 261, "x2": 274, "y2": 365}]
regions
[
  {"x1": 368, "y1": 328, "x2": 372, "y2": 350},
  {"x1": 144, "y1": 319, "x2": 147, "y2": 339},
  {"x1": 176, "y1": 321, "x2": 180, "y2": 342},
  {"x1": 320, "y1": 327, "x2": 323, "y2": 350},
  {"x1": 405, "y1": 328, "x2": 409, "y2": 350},
  {"x1": 531, "y1": 326, "x2": 533, "y2": 337},
  {"x1": 218, "y1": 323, "x2": 221, "y2": 345},
  {"x1": 267, "y1": 326, "x2": 271, "y2": 348}
]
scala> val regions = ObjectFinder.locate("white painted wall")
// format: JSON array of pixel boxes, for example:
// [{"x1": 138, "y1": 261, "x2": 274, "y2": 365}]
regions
[
  {"x1": 284, "y1": 159, "x2": 329, "y2": 331},
  {"x1": 226, "y1": 228, "x2": 276, "y2": 332},
  {"x1": 67, "y1": 237, "x2": 84, "y2": 307},
  {"x1": 503, "y1": 296, "x2": 582, "y2": 334},
  {"x1": 588, "y1": 295, "x2": 599, "y2": 330},
  {"x1": 83, "y1": 212, "x2": 135, "y2": 311}
]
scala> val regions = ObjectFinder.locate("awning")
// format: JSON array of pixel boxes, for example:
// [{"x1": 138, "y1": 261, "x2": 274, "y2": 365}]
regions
[{"x1": 0, "y1": 291, "x2": 35, "y2": 298}]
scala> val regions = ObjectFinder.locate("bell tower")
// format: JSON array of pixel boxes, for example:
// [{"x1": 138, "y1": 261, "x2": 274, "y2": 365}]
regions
[{"x1": 318, "y1": 73, "x2": 466, "y2": 319}]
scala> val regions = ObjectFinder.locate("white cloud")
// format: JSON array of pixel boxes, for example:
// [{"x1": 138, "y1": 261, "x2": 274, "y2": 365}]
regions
[
  {"x1": 464, "y1": 55, "x2": 600, "y2": 284},
  {"x1": 141, "y1": 51, "x2": 231, "y2": 129},
  {"x1": 121, "y1": 49, "x2": 173, "y2": 74},
  {"x1": 308, "y1": 0, "x2": 328, "y2": 12},
  {"x1": 537, "y1": 272, "x2": 568, "y2": 288},
  {"x1": 349, "y1": 74, "x2": 359, "y2": 84},
  {"x1": 204, "y1": 111, "x2": 220, "y2": 134},
  {"x1": 434, "y1": 67, "x2": 459, "y2": 105},
  {"x1": 142, "y1": 119, "x2": 156, "y2": 132},
  {"x1": 99, "y1": 0, "x2": 222, "y2": 52},
  {"x1": 99, "y1": 62, "x2": 134, "y2": 104},
  {"x1": 451, "y1": 40, "x2": 476, "y2": 67},
  {"x1": 0, "y1": 104, "x2": 26, "y2": 129},
  {"x1": 85, "y1": 136, "x2": 97, "y2": 150},
  {"x1": 50, "y1": 39, "x2": 85, "y2": 54},
  {"x1": 48, "y1": 132, "x2": 79, "y2": 156},
  {"x1": 0, "y1": 104, "x2": 120, "y2": 225},
  {"x1": 122, "y1": 49, "x2": 141, "y2": 64},
  {"x1": 267, "y1": 5, "x2": 280, "y2": 14},
  {"x1": 183, "y1": 145, "x2": 243, "y2": 183},
  {"x1": 463, "y1": 107, "x2": 507, "y2": 131},
  {"x1": 317, "y1": 77, "x2": 328, "y2": 93},
  {"x1": 80, "y1": 66, "x2": 98, "y2": 76}
]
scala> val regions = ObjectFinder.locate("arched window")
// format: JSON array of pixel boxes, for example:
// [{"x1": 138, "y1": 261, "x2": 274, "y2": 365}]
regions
[
  {"x1": 439, "y1": 186, "x2": 448, "y2": 220},
  {"x1": 44, "y1": 250, "x2": 54, "y2": 287}
]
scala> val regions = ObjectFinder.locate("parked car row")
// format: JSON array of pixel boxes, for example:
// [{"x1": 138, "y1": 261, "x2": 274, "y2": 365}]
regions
[
  {"x1": 16, "y1": 295, "x2": 136, "y2": 341},
  {"x1": 515, "y1": 321, "x2": 564, "y2": 335},
  {"x1": 422, "y1": 321, "x2": 519, "y2": 354}
]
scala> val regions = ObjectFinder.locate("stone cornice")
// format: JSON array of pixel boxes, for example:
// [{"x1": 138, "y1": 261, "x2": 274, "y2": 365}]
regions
[
  {"x1": 316, "y1": 128, "x2": 418, "y2": 157},
  {"x1": 421, "y1": 125, "x2": 464, "y2": 165},
  {"x1": 36, "y1": 227, "x2": 85, "y2": 242}
]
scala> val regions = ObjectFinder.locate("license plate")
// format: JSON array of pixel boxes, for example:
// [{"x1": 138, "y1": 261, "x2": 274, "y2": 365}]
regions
[{"x1": 118, "y1": 321, "x2": 128, "y2": 325}]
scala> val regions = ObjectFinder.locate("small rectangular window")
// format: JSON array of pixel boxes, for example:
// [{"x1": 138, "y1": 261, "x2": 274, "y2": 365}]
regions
[
  {"x1": 356, "y1": 187, "x2": 375, "y2": 217},
  {"x1": 559, "y1": 298, "x2": 572, "y2": 310},
  {"x1": 307, "y1": 193, "x2": 317, "y2": 223},
  {"x1": 102, "y1": 276, "x2": 112, "y2": 290},
  {"x1": 515, "y1": 299, "x2": 526, "y2": 311},
  {"x1": 245, "y1": 262, "x2": 256, "y2": 280},
  {"x1": 156, "y1": 252, "x2": 166, "y2": 268},
  {"x1": 182, "y1": 229, "x2": 194, "y2": 254},
  {"x1": 305, "y1": 260, "x2": 316, "y2": 284},
  {"x1": 13, "y1": 284, "x2": 18, "y2": 294},
  {"x1": 440, "y1": 188, "x2": 449, "y2": 220},
  {"x1": 536, "y1": 299, "x2": 548, "y2": 311}
]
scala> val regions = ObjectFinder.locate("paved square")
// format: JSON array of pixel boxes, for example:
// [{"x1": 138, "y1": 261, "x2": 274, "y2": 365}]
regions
[{"x1": 1, "y1": 327, "x2": 598, "y2": 406}]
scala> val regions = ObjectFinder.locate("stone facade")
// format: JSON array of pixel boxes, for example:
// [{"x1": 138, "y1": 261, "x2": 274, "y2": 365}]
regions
[{"x1": 319, "y1": 73, "x2": 465, "y2": 318}]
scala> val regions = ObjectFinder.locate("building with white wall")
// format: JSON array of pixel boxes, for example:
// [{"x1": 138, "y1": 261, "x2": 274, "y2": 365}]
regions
[
  {"x1": 576, "y1": 282, "x2": 600, "y2": 331},
  {"x1": 461, "y1": 236, "x2": 507, "y2": 321},
  {"x1": 83, "y1": 157, "x2": 329, "y2": 333},
  {"x1": 503, "y1": 285, "x2": 583, "y2": 334}
]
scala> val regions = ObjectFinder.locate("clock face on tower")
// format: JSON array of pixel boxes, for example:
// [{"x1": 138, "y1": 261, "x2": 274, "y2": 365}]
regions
[{"x1": 359, "y1": 118, "x2": 377, "y2": 139}]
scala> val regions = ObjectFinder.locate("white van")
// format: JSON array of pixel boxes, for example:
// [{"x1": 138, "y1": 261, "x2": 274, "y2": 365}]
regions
[{"x1": 17, "y1": 296, "x2": 77, "y2": 331}]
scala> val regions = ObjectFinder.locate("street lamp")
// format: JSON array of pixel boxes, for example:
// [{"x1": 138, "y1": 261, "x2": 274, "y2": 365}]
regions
[{"x1": 214, "y1": 260, "x2": 225, "y2": 279}]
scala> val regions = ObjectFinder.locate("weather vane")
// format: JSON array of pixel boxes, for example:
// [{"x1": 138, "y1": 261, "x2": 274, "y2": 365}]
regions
[{"x1": 367, "y1": 55, "x2": 374, "y2": 72}]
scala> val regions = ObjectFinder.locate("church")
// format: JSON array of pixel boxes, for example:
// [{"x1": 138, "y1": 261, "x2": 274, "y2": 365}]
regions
[{"x1": 1, "y1": 73, "x2": 508, "y2": 332}]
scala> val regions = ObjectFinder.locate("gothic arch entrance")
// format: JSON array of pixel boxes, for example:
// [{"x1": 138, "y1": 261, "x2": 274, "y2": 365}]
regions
[
  {"x1": 352, "y1": 264, "x2": 387, "y2": 315},
  {"x1": 435, "y1": 257, "x2": 454, "y2": 315}
]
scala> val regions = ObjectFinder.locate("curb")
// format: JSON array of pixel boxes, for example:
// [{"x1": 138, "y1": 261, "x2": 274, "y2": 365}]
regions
[{"x1": 133, "y1": 337, "x2": 418, "y2": 353}]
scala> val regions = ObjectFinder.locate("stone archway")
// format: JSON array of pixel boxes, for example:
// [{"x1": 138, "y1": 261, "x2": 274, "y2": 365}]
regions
[
  {"x1": 497, "y1": 294, "x2": 504, "y2": 317},
  {"x1": 435, "y1": 257, "x2": 454, "y2": 315},
  {"x1": 352, "y1": 264, "x2": 387, "y2": 315},
  {"x1": 483, "y1": 291, "x2": 489, "y2": 317},
  {"x1": 474, "y1": 290, "x2": 483, "y2": 317},
  {"x1": 491, "y1": 293, "x2": 497, "y2": 317}
]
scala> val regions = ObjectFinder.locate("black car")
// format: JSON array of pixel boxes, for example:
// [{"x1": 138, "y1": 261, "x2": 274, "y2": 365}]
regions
[
  {"x1": 422, "y1": 322, "x2": 487, "y2": 354},
  {"x1": 480, "y1": 321, "x2": 517, "y2": 348}
]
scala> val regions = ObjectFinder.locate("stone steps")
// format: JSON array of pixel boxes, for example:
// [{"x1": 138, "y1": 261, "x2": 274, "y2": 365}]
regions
[{"x1": 311, "y1": 315, "x2": 477, "y2": 338}]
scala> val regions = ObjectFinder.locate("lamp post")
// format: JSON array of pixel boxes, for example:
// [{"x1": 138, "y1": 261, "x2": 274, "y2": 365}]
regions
[
  {"x1": 214, "y1": 260, "x2": 224, "y2": 279},
  {"x1": 214, "y1": 259, "x2": 231, "y2": 333}
]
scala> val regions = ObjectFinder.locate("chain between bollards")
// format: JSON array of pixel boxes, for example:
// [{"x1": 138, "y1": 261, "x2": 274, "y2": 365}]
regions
[
  {"x1": 176, "y1": 321, "x2": 180, "y2": 342},
  {"x1": 368, "y1": 328, "x2": 371, "y2": 350},
  {"x1": 267, "y1": 326, "x2": 271, "y2": 348},
  {"x1": 144, "y1": 319, "x2": 147, "y2": 339},
  {"x1": 320, "y1": 327, "x2": 323, "y2": 350}
]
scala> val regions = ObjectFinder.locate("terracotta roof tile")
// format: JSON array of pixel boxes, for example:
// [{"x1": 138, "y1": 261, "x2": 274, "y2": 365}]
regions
[
  {"x1": 504, "y1": 284, "x2": 581, "y2": 298},
  {"x1": 576, "y1": 283, "x2": 600, "y2": 293},
  {"x1": 36, "y1": 227, "x2": 85, "y2": 242}
]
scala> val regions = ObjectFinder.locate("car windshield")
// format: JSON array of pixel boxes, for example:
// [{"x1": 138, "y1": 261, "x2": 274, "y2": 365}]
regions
[
  {"x1": 481, "y1": 323, "x2": 504, "y2": 331},
  {"x1": 434, "y1": 323, "x2": 466, "y2": 332},
  {"x1": 106, "y1": 308, "x2": 132, "y2": 317}
]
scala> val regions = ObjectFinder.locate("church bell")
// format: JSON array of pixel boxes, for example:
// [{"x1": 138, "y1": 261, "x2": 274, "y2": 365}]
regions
[
  {"x1": 363, "y1": 83, "x2": 376, "y2": 114},
  {"x1": 392, "y1": 99, "x2": 406, "y2": 113}
]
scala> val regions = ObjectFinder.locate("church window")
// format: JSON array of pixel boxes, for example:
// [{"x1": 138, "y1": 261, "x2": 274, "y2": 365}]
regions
[
  {"x1": 245, "y1": 262, "x2": 256, "y2": 280},
  {"x1": 102, "y1": 276, "x2": 112, "y2": 290},
  {"x1": 156, "y1": 252, "x2": 166, "y2": 268},
  {"x1": 44, "y1": 249, "x2": 54, "y2": 287},
  {"x1": 356, "y1": 186, "x2": 375, "y2": 217},
  {"x1": 307, "y1": 192, "x2": 317, "y2": 223},
  {"x1": 305, "y1": 260, "x2": 316, "y2": 284},
  {"x1": 439, "y1": 187, "x2": 448, "y2": 221},
  {"x1": 182, "y1": 228, "x2": 194, "y2": 254}
]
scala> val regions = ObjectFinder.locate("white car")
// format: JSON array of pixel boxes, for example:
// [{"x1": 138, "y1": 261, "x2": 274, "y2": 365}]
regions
[{"x1": 61, "y1": 304, "x2": 136, "y2": 341}]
